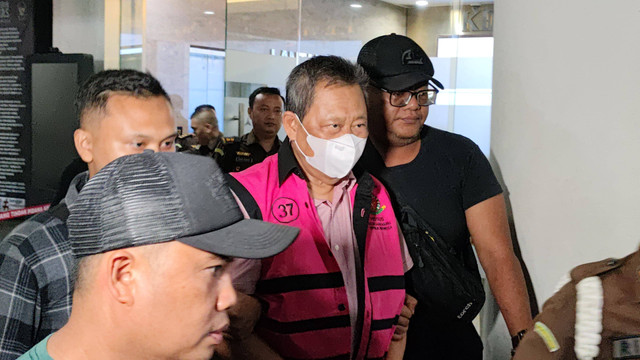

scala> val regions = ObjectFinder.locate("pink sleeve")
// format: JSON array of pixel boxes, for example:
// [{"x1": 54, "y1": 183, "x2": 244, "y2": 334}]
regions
[
  {"x1": 397, "y1": 222, "x2": 414, "y2": 273},
  {"x1": 227, "y1": 191, "x2": 262, "y2": 294}
]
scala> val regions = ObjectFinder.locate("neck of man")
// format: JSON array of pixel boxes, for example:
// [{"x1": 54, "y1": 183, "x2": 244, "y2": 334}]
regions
[
  {"x1": 292, "y1": 145, "x2": 339, "y2": 202},
  {"x1": 207, "y1": 135, "x2": 220, "y2": 150},
  {"x1": 87, "y1": 162, "x2": 99, "y2": 179},
  {"x1": 254, "y1": 131, "x2": 276, "y2": 152},
  {"x1": 371, "y1": 131, "x2": 421, "y2": 168},
  {"x1": 305, "y1": 172, "x2": 339, "y2": 202},
  {"x1": 47, "y1": 305, "x2": 117, "y2": 360}
]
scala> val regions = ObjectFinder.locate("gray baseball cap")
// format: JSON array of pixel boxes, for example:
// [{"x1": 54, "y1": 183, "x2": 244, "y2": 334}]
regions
[{"x1": 68, "y1": 151, "x2": 298, "y2": 259}]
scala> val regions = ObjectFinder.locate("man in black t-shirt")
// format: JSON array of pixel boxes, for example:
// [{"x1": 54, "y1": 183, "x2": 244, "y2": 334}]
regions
[{"x1": 357, "y1": 34, "x2": 533, "y2": 359}]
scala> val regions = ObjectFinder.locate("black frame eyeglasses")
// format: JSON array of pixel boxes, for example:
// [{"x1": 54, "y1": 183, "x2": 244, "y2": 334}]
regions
[{"x1": 381, "y1": 88, "x2": 438, "y2": 107}]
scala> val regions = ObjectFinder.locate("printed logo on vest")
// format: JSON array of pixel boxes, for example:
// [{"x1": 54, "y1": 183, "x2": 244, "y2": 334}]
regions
[
  {"x1": 271, "y1": 197, "x2": 300, "y2": 223},
  {"x1": 613, "y1": 335, "x2": 640, "y2": 359},
  {"x1": 370, "y1": 195, "x2": 386, "y2": 215}
]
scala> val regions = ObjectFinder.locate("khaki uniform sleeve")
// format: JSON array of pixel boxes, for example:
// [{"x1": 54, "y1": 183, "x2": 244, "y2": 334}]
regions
[{"x1": 513, "y1": 282, "x2": 578, "y2": 360}]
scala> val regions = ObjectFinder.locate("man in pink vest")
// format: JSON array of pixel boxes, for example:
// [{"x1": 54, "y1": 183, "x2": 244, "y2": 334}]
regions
[{"x1": 226, "y1": 56, "x2": 414, "y2": 360}]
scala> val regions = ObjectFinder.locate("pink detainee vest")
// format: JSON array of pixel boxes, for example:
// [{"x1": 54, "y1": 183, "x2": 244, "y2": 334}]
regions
[{"x1": 231, "y1": 154, "x2": 405, "y2": 360}]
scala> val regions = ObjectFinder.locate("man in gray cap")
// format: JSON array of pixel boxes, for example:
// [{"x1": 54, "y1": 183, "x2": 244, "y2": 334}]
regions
[
  {"x1": 16, "y1": 152, "x2": 298, "y2": 360},
  {"x1": 357, "y1": 34, "x2": 533, "y2": 358}
]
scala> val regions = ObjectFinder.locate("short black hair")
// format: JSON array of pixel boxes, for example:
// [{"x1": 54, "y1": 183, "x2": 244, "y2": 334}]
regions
[
  {"x1": 248, "y1": 87, "x2": 285, "y2": 109},
  {"x1": 75, "y1": 69, "x2": 170, "y2": 127},
  {"x1": 286, "y1": 56, "x2": 369, "y2": 121},
  {"x1": 191, "y1": 104, "x2": 216, "y2": 119},
  {"x1": 190, "y1": 106, "x2": 218, "y2": 127}
]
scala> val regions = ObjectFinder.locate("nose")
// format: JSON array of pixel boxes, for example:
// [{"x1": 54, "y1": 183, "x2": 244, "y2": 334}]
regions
[
  {"x1": 146, "y1": 143, "x2": 162, "y2": 153},
  {"x1": 405, "y1": 93, "x2": 421, "y2": 110},
  {"x1": 216, "y1": 273, "x2": 238, "y2": 311}
]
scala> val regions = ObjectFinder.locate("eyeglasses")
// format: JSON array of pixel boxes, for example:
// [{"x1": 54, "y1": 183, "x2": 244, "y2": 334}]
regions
[{"x1": 381, "y1": 88, "x2": 438, "y2": 107}]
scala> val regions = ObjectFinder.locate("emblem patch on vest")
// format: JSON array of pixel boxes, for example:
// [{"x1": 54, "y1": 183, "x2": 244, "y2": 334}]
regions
[
  {"x1": 613, "y1": 336, "x2": 640, "y2": 359},
  {"x1": 370, "y1": 196, "x2": 386, "y2": 215},
  {"x1": 271, "y1": 197, "x2": 300, "y2": 223},
  {"x1": 368, "y1": 195, "x2": 391, "y2": 230}
]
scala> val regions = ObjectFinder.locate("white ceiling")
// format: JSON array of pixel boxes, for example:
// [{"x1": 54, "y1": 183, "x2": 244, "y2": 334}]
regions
[{"x1": 380, "y1": 0, "x2": 493, "y2": 7}]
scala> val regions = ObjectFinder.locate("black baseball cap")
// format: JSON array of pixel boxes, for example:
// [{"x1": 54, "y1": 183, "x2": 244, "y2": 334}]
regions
[
  {"x1": 68, "y1": 151, "x2": 298, "y2": 259},
  {"x1": 357, "y1": 33, "x2": 444, "y2": 92}
]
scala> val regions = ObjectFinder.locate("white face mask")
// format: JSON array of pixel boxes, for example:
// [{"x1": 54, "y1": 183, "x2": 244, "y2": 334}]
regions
[{"x1": 292, "y1": 115, "x2": 367, "y2": 179}]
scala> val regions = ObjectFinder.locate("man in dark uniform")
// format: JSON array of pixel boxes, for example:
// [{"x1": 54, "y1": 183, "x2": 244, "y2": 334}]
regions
[
  {"x1": 175, "y1": 132, "x2": 197, "y2": 152},
  {"x1": 514, "y1": 248, "x2": 640, "y2": 360},
  {"x1": 219, "y1": 87, "x2": 284, "y2": 172},
  {"x1": 175, "y1": 105, "x2": 216, "y2": 152},
  {"x1": 183, "y1": 105, "x2": 226, "y2": 164}
]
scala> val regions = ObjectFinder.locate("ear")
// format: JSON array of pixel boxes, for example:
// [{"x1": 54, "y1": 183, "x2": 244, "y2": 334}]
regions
[
  {"x1": 247, "y1": 106, "x2": 253, "y2": 118},
  {"x1": 364, "y1": 88, "x2": 389, "y2": 150},
  {"x1": 282, "y1": 111, "x2": 299, "y2": 140},
  {"x1": 74, "y1": 128, "x2": 93, "y2": 164},
  {"x1": 106, "y1": 250, "x2": 137, "y2": 306}
]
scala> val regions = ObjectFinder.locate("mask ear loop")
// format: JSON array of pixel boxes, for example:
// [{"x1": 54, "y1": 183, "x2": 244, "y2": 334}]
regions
[
  {"x1": 293, "y1": 114, "x2": 310, "y2": 136},
  {"x1": 292, "y1": 114, "x2": 313, "y2": 158}
]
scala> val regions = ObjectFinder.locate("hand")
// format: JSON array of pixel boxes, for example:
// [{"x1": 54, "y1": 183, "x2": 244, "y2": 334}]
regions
[{"x1": 393, "y1": 294, "x2": 418, "y2": 341}]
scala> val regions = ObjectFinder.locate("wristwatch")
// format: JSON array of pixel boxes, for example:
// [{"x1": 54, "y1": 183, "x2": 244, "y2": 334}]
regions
[{"x1": 511, "y1": 329, "x2": 527, "y2": 350}]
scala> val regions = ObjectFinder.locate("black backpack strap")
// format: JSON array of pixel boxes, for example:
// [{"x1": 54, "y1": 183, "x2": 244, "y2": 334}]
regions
[
  {"x1": 351, "y1": 171, "x2": 374, "y2": 359},
  {"x1": 48, "y1": 203, "x2": 70, "y2": 222},
  {"x1": 352, "y1": 172, "x2": 373, "y2": 261},
  {"x1": 224, "y1": 173, "x2": 263, "y2": 220}
]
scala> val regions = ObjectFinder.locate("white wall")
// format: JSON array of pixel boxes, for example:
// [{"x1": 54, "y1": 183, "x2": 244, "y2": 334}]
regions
[
  {"x1": 224, "y1": 49, "x2": 296, "y2": 137},
  {"x1": 52, "y1": 0, "x2": 105, "y2": 72},
  {"x1": 143, "y1": 0, "x2": 226, "y2": 122},
  {"x1": 492, "y1": 0, "x2": 640, "y2": 305}
]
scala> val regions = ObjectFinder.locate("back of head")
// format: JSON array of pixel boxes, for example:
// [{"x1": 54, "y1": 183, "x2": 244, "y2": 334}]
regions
[
  {"x1": 249, "y1": 87, "x2": 285, "y2": 108},
  {"x1": 357, "y1": 33, "x2": 443, "y2": 91},
  {"x1": 190, "y1": 104, "x2": 216, "y2": 119},
  {"x1": 75, "y1": 69, "x2": 171, "y2": 127},
  {"x1": 286, "y1": 55, "x2": 369, "y2": 121},
  {"x1": 191, "y1": 106, "x2": 218, "y2": 127}
]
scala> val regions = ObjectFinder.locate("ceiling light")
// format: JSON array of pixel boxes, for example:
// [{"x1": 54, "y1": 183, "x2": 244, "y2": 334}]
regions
[
  {"x1": 416, "y1": 1, "x2": 428, "y2": 6},
  {"x1": 203, "y1": 10, "x2": 215, "y2": 15},
  {"x1": 350, "y1": 4, "x2": 362, "y2": 8}
]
